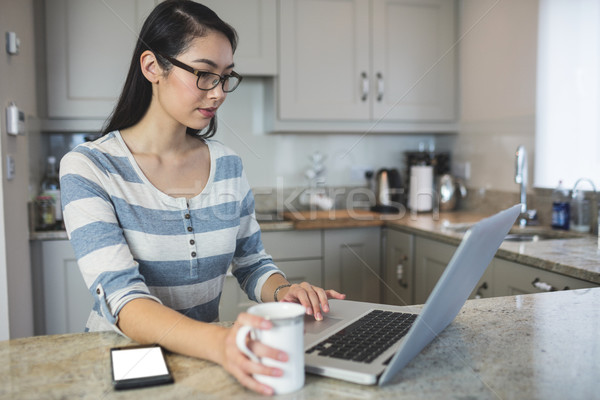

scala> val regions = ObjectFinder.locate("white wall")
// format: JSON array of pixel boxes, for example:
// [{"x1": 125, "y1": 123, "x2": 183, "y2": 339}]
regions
[
  {"x1": 454, "y1": 0, "x2": 539, "y2": 192},
  {"x1": 216, "y1": 78, "x2": 440, "y2": 190},
  {"x1": 0, "y1": 0, "x2": 38, "y2": 339}
]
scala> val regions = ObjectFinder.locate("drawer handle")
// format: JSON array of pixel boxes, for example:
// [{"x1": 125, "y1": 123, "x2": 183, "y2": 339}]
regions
[
  {"x1": 361, "y1": 72, "x2": 369, "y2": 101},
  {"x1": 531, "y1": 278, "x2": 557, "y2": 292},
  {"x1": 376, "y1": 72, "x2": 384, "y2": 101},
  {"x1": 396, "y1": 255, "x2": 408, "y2": 288},
  {"x1": 475, "y1": 282, "x2": 488, "y2": 299}
]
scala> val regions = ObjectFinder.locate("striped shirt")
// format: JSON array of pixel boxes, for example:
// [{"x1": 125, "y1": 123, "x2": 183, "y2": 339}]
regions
[{"x1": 60, "y1": 131, "x2": 282, "y2": 334}]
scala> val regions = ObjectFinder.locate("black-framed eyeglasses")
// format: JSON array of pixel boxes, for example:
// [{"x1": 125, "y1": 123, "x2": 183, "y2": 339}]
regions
[{"x1": 158, "y1": 53, "x2": 243, "y2": 93}]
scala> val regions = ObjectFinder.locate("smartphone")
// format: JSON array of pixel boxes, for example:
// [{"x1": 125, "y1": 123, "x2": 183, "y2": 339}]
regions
[{"x1": 110, "y1": 344, "x2": 174, "y2": 390}]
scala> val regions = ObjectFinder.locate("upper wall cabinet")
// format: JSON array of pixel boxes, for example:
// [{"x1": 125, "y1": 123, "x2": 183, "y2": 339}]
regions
[
  {"x1": 274, "y1": 0, "x2": 457, "y2": 133},
  {"x1": 44, "y1": 0, "x2": 276, "y2": 120},
  {"x1": 199, "y1": 0, "x2": 277, "y2": 76},
  {"x1": 45, "y1": 0, "x2": 158, "y2": 119}
]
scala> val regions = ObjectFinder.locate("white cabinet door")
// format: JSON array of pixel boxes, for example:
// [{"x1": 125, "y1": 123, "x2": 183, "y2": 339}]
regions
[
  {"x1": 371, "y1": 0, "x2": 456, "y2": 121},
  {"x1": 414, "y1": 237, "x2": 454, "y2": 304},
  {"x1": 414, "y1": 237, "x2": 493, "y2": 304},
  {"x1": 493, "y1": 258, "x2": 599, "y2": 297},
  {"x1": 277, "y1": 0, "x2": 456, "y2": 124},
  {"x1": 33, "y1": 240, "x2": 93, "y2": 335},
  {"x1": 383, "y1": 228, "x2": 414, "y2": 306},
  {"x1": 200, "y1": 0, "x2": 277, "y2": 75},
  {"x1": 45, "y1": 0, "x2": 158, "y2": 118},
  {"x1": 323, "y1": 227, "x2": 381, "y2": 303},
  {"x1": 278, "y1": 0, "x2": 371, "y2": 120}
]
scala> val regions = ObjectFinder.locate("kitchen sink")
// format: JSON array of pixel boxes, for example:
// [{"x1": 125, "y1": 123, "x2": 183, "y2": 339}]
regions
[
  {"x1": 503, "y1": 228, "x2": 582, "y2": 242},
  {"x1": 504, "y1": 233, "x2": 557, "y2": 242}
]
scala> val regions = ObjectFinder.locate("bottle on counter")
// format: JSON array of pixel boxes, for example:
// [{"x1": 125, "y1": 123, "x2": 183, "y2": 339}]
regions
[
  {"x1": 551, "y1": 180, "x2": 570, "y2": 230},
  {"x1": 35, "y1": 195, "x2": 55, "y2": 231},
  {"x1": 40, "y1": 156, "x2": 62, "y2": 229},
  {"x1": 570, "y1": 190, "x2": 593, "y2": 233}
]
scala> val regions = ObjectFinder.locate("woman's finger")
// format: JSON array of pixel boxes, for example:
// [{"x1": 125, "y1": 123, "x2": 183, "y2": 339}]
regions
[
  {"x1": 248, "y1": 339, "x2": 289, "y2": 363},
  {"x1": 235, "y1": 311, "x2": 272, "y2": 330},
  {"x1": 230, "y1": 360, "x2": 276, "y2": 396},
  {"x1": 325, "y1": 289, "x2": 346, "y2": 300},
  {"x1": 289, "y1": 285, "x2": 312, "y2": 314},
  {"x1": 296, "y1": 282, "x2": 322, "y2": 319},
  {"x1": 313, "y1": 285, "x2": 331, "y2": 313}
]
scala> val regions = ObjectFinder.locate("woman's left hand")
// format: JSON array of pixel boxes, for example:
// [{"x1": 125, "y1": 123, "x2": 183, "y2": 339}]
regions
[{"x1": 277, "y1": 283, "x2": 345, "y2": 321}]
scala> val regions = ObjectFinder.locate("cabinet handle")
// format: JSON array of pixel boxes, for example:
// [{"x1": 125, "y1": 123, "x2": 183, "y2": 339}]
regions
[
  {"x1": 531, "y1": 278, "x2": 570, "y2": 292},
  {"x1": 531, "y1": 278, "x2": 556, "y2": 292},
  {"x1": 376, "y1": 72, "x2": 384, "y2": 101},
  {"x1": 361, "y1": 72, "x2": 369, "y2": 102},
  {"x1": 475, "y1": 282, "x2": 488, "y2": 299},
  {"x1": 396, "y1": 255, "x2": 408, "y2": 288}
]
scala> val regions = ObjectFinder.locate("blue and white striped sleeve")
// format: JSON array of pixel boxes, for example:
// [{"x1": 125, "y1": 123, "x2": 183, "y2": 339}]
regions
[
  {"x1": 231, "y1": 171, "x2": 284, "y2": 302},
  {"x1": 60, "y1": 148, "x2": 161, "y2": 334}
]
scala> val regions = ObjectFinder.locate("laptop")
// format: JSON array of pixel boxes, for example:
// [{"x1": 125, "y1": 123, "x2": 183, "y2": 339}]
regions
[{"x1": 304, "y1": 204, "x2": 521, "y2": 386}]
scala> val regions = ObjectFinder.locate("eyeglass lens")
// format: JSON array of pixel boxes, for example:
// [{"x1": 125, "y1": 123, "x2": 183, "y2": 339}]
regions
[{"x1": 197, "y1": 72, "x2": 240, "y2": 92}]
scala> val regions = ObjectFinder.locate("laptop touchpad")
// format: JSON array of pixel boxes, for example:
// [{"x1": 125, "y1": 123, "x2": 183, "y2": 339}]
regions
[{"x1": 304, "y1": 315, "x2": 344, "y2": 335}]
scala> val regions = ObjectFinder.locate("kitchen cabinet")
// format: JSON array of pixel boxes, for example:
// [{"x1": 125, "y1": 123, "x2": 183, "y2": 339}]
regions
[
  {"x1": 493, "y1": 258, "x2": 599, "y2": 296},
  {"x1": 219, "y1": 230, "x2": 323, "y2": 321},
  {"x1": 198, "y1": 0, "x2": 277, "y2": 76},
  {"x1": 44, "y1": 0, "x2": 159, "y2": 119},
  {"x1": 323, "y1": 227, "x2": 381, "y2": 303},
  {"x1": 274, "y1": 0, "x2": 456, "y2": 133},
  {"x1": 382, "y1": 228, "x2": 415, "y2": 306},
  {"x1": 414, "y1": 237, "x2": 492, "y2": 304},
  {"x1": 30, "y1": 240, "x2": 93, "y2": 335},
  {"x1": 44, "y1": 0, "x2": 276, "y2": 120}
]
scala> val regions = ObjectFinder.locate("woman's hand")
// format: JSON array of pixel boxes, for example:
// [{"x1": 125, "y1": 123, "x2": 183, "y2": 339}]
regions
[
  {"x1": 219, "y1": 312, "x2": 287, "y2": 396},
  {"x1": 277, "y1": 282, "x2": 346, "y2": 321}
]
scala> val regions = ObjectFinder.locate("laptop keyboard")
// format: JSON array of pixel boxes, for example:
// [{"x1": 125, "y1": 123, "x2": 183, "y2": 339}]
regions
[{"x1": 305, "y1": 310, "x2": 417, "y2": 363}]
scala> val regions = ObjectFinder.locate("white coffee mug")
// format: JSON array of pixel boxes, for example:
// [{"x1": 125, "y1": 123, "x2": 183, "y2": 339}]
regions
[{"x1": 235, "y1": 302, "x2": 306, "y2": 394}]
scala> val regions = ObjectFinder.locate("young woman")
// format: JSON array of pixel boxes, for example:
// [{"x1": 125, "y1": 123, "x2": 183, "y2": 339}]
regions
[{"x1": 59, "y1": 1, "x2": 344, "y2": 395}]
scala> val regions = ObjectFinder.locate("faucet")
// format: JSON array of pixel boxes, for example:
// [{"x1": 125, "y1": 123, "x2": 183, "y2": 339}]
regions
[{"x1": 515, "y1": 145, "x2": 529, "y2": 227}]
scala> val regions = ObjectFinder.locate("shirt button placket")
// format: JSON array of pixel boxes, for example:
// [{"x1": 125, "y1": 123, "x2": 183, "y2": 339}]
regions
[{"x1": 184, "y1": 210, "x2": 198, "y2": 274}]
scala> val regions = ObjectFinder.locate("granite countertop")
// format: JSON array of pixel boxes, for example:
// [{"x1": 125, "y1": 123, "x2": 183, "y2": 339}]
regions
[
  {"x1": 279, "y1": 209, "x2": 600, "y2": 284},
  {"x1": 2, "y1": 288, "x2": 598, "y2": 399},
  {"x1": 30, "y1": 209, "x2": 600, "y2": 284},
  {"x1": 382, "y1": 211, "x2": 600, "y2": 284}
]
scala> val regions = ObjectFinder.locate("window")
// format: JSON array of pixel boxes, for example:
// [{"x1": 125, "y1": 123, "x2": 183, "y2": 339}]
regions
[{"x1": 534, "y1": 0, "x2": 600, "y2": 189}]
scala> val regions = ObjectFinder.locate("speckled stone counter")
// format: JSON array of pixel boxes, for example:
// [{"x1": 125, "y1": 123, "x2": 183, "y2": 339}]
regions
[
  {"x1": 1, "y1": 288, "x2": 598, "y2": 399},
  {"x1": 30, "y1": 209, "x2": 600, "y2": 284},
  {"x1": 383, "y1": 211, "x2": 600, "y2": 284}
]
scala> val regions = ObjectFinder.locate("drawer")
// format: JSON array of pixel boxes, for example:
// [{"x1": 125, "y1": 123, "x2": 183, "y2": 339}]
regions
[
  {"x1": 276, "y1": 259, "x2": 323, "y2": 287},
  {"x1": 261, "y1": 230, "x2": 322, "y2": 260}
]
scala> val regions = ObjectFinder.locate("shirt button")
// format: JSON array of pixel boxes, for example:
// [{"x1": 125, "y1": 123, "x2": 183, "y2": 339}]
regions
[
  {"x1": 190, "y1": 239, "x2": 195, "y2": 245},
  {"x1": 191, "y1": 252, "x2": 197, "y2": 257},
  {"x1": 187, "y1": 226, "x2": 193, "y2": 232},
  {"x1": 185, "y1": 214, "x2": 191, "y2": 219}
]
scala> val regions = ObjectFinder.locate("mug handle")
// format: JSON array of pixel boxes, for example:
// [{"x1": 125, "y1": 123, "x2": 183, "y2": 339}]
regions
[{"x1": 235, "y1": 325, "x2": 260, "y2": 363}]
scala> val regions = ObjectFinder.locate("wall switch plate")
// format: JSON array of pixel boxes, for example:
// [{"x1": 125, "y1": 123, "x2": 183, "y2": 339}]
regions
[
  {"x1": 6, "y1": 154, "x2": 15, "y2": 180},
  {"x1": 5, "y1": 31, "x2": 20, "y2": 55},
  {"x1": 5, "y1": 102, "x2": 25, "y2": 135}
]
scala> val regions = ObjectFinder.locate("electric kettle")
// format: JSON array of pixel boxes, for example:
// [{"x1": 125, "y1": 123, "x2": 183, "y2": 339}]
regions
[
  {"x1": 371, "y1": 168, "x2": 403, "y2": 213},
  {"x1": 438, "y1": 174, "x2": 467, "y2": 211}
]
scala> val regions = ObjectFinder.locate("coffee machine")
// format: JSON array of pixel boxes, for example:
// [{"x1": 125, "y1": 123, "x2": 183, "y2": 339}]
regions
[{"x1": 403, "y1": 151, "x2": 450, "y2": 211}]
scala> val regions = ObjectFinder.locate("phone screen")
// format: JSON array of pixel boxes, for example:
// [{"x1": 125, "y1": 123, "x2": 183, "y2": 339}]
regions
[{"x1": 110, "y1": 345, "x2": 173, "y2": 390}]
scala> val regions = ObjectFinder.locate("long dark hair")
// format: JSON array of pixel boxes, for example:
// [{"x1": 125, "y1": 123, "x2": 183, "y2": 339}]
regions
[{"x1": 102, "y1": 0, "x2": 238, "y2": 138}]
